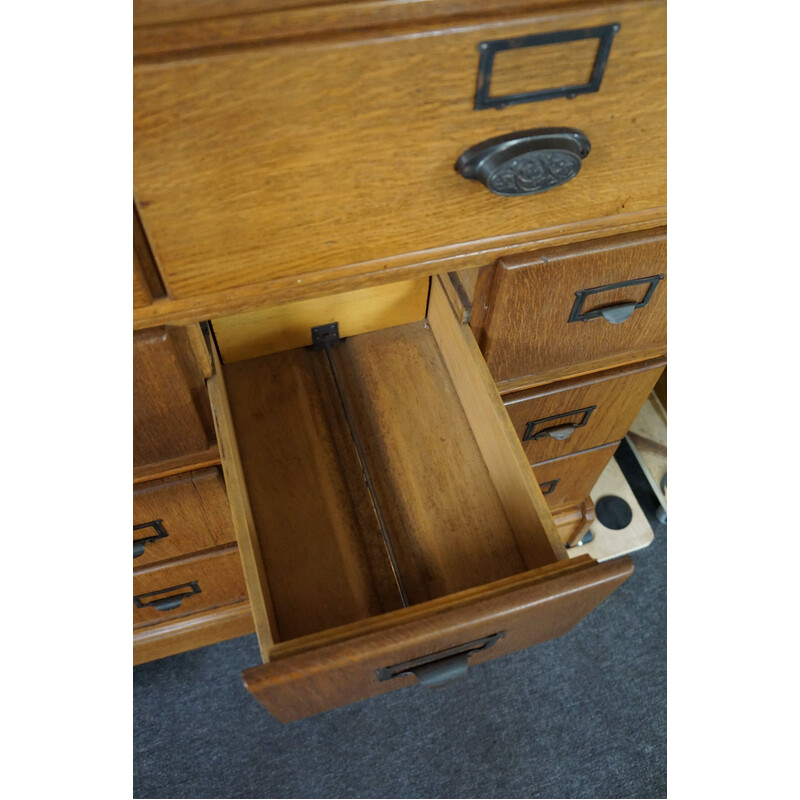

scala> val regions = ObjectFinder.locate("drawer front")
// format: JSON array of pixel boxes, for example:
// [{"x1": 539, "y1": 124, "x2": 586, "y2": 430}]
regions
[
  {"x1": 133, "y1": 549, "x2": 248, "y2": 626},
  {"x1": 504, "y1": 358, "x2": 665, "y2": 463},
  {"x1": 533, "y1": 443, "x2": 618, "y2": 509},
  {"x1": 475, "y1": 227, "x2": 666, "y2": 386},
  {"x1": 243, "y1": 557, "x2": 632, "y2": 723},
  {"x1": 133, "y1": 326, "x2": 216, "y2": 469},
  {"x1": 134, "y1": 1, "x2": 665, "y2": 299},
  {"x1": 133, "y1": 467, "x2": 236, "y2": 565}
]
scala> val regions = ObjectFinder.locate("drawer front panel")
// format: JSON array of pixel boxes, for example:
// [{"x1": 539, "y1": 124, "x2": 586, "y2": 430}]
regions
[
  {"x1": 533, "y1": 443, "x2": 618, "y2": 509},
  {"x1": 476, "y1": 227, "x2": 666, "y2": 386},
  {"x1": 133, "y1": 1, "x2": 665, "y2": 299},
  {"x1": 133, "y1": 468, "x2": 236, "y2": 565},
  {"x1": 133, "y1": 549, "x2": 248, "y2": 626},
  {"x1": 243, "y1": 557, "x2": 633, "y2": 723},
  {"x1": 504, "y1": 358, "x2": 665, "y2": 462},
  {"x1": 133, "y1": 326, "x2": 216, "y2": 469}
]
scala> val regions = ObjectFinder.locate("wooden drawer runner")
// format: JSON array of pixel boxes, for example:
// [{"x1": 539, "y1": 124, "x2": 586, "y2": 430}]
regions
[
  {"x1": 133, "y1": 548, "x2": 248, "y2": 627},
  {"x1": 133, "y1": 1, "x2": 665, "y2": 300},
  {"x1": 473, "y1": 227, "x2": 667, "y2": 389},
  {"x1": 534, "y1": 442, "x2": 618, "y2": 510},
  {"x1": 133, "y1": 467, "x2": 236, "y2": 566},
  {"x1": 133, "y1": 325, "x2": 216, "y2": 470},
  {"x1": 504, "y1": 357, "x2": 665, "y2": 463},
  {"x1": 207, "y1": 276, "x2": 632, "y2": 722}
]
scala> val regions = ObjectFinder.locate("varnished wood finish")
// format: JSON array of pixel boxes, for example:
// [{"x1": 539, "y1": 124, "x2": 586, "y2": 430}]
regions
[
  {"x1": 132, "y1": 214, "x2": 665, "y2": 331},
  {"x1": 133, "y1": 204, "x2": 166, "y2": 307},
  {"x1": 133, "y1": 325, "x2": 216, "y2": 469},
  {"x1": 243, "y1": 555, "x2": 632, "y2": 722},
  {"x1": 207, "y1": 334, "x2": 278, "y2": 660},
  {"x1": 493, "y1": 345, "x2": 668, "y2": 395},
  {"x1": 133, "y1": 467, "x2": 236, "y2": 566},
  {"x1": 428, "y1": 276, "x2": 566, "y2": 566},
  {"x1": 474, "y1": 227, "x2": 667, "y2": 385},
  {"x1": 533, "y1": 443, "x2": 618, "y2": 510},
  {"x1": 333, "y1": 322, "x2": 533, "y2": 603},
  {"x1": 133, "y1": 445, "x2": 220, "y2": 484},
  {"x1": 221, "y1": 344, "x2": 406, "y2": 643},
  {"x1": 504, "y1": 357, "x2": 665, "y2": 462},
  {"x1": 134, "y1": 601, "x2": 255, "y2": 665},
  {"x1": 212, "y1": 277, "x2": 429, "y2": 362},
  {"x1": 134, "y1": 2, "x2": 665, "y2": 302},
  {"x1": 133, "y1": 546, "x2": 248, "y2": 626},
  {"x1": 134, "y1": 0, "x2": 624, "y2": 58}
]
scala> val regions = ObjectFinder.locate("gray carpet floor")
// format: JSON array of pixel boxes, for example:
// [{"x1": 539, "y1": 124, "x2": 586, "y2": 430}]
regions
[{"x1": 134, "y1": 441, "x2": 666, "y2": 799}]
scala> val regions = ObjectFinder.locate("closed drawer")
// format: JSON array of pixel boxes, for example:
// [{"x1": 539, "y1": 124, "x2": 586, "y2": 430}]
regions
[
  {"x1": 133, "y1": 548, "x2": 248, "y2": 627},
  {"x1": 133, "y1": 467, "x2": 236, "y2": 565},
  {"x1": 533, "y1": 443, "x2": 618, "y2": 509},
  {"x1": 473, "y1": 227, "x2": 667, "y2": 388},
  {"x1": 504, "y1": 358, "x2": 665, "y2": 463},
  {"x1": 133, "y1": 1, "x2": 665, "y2": 300},
  {"x1": 207, "y1": 276, "x2": 632, "y2": 722},
  {"x1": 133, "y1": 326, "x2": 216, "y2": 469}
]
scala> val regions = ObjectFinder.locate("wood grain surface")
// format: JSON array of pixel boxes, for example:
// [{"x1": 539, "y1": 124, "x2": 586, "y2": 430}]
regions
[
  {"x1": 133, "y1": 0, "x2": 644, "y2": 59},
  {"x1": 474, "y1": 226, "x2": 667, "y2": 384},
  {"x1": 133, "y1": 204, "x2": 165, "y2": 308},
  {"x1": 133, "y1": 467, "x2": 236, "y2": 566},
  {"x1": 503, "y1": 357, "x2": 665, "y2": 462},
  {"x1": 243, "y1": 554, "x2": 633, "y2": 721},
  {"x1": 133, "y1": 546, "x2": 249, "y2": 627},
  {"x1": 533, "y1": 442, "x2": 618, "y2": 509},
  {"x1": 134, "y1": 2, "x2": 665, "y2": 303},
  {"x1": 207, "y1": 334, "x2": 280, "y2": 659},
  {"x1": 221, "y1": 345, "x2": 406, "y2": 642},
  {"x1": 333, "y1": 322, "x2": 532, "y2": 604},
  {"x1": 133, "y1": 326, "x2": 217, "y2": 469},
  {"x1": 212, "y1": 277, "x2": 429, "y2": 362},
  {"x1": 428, "y1": 276, "x2": 566, "y2": 567},
  {"x1": 134, "y1": 601, "x2": 255, "y2": 665}
]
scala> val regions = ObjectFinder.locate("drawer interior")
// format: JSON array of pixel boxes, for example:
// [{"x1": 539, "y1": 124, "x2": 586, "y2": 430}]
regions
[{"x1": 209, "y1": 276, "x2": 567, "y2": 655}]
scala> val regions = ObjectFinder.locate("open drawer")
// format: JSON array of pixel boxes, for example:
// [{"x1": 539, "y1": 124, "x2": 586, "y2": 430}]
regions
[{"x1": 207, "y1": 276, "x2": 632, "y2": 722}]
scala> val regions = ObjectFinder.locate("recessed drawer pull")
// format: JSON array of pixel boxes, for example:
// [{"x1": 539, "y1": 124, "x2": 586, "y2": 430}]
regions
[
  {"x1": 134, "y1": 580, "x2": 201, "y2": 611},
  {"x1": 523, "y1": 406, "x2": 597, "y2": 443},
  {"x1": 133, "y1": 519, "x2": 168, "y2": 559},
  {"x1": 456, "y1": 128, "x2": 590, "y2": 196},
  {"x1": 569, "y1": 274, "x2": 665, "y2": 325},
  {"x1": 376, "y1": 632, "x2": 505, "y2": 689},
  {"x1": 534, "y1": 424, "x2": 576, "y2": 441},
  {"x1": 600, "y1": 302, "x2": 637, "y2": 325}
]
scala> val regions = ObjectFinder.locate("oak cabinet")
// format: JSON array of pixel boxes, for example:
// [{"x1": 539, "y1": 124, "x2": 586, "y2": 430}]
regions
[{"x1": 132, "y1": 0, "x2": 666, "y2": 720}]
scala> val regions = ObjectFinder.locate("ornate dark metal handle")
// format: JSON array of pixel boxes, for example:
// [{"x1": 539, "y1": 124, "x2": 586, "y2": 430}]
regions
[
  {"x1": 533, "y1": 424, "x2": 576, "y2": 441},
  {"x1": 134, "y1": 581, "x2": 201, "y2": 611},
  {"x1": 376, "y1": 632, "x2": 504, "y2": 689},
  {"x1": 456, "y1": 128, "x2": 590, "y2": 196}
]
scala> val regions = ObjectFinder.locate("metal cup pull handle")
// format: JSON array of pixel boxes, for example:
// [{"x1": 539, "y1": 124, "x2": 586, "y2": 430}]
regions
[
  {"x1": 600, "y1": 302, "x2": 637, "y2": 324},
  {"x1": 151, "y1": 596, "x2": 185, "y2": 612},
  {"x1": 376, "y1": 632, "x2": 504, "y2": 689},
  {"x1": 134, "y1": 581, "x2": 201, "y2": 612},
  {"x1": 456, "y1": 128, "x2": 590, "y2": 196},
  {"x1": 533, "y1": 424, "x2": 576, "y2": 441},
  {"x1": 133, "y1": 520, "x2": 168, "y2": 560}
]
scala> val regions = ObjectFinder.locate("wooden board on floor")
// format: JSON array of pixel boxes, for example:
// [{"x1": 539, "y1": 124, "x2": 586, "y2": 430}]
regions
[
  {"x1": 567, "y1": 457, "x2": 653, "y2": 562},
  {"x1": 626, "y1": 392, "x2": 667, "y2": 515}
]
